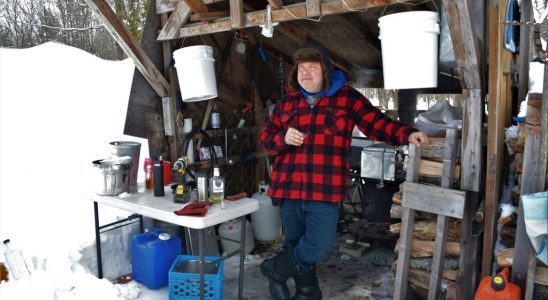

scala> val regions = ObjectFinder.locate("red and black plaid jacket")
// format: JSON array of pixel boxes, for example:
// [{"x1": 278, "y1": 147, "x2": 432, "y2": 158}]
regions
[{"x1": 260, "y1": 86, "x2": 418, "y2": 203}]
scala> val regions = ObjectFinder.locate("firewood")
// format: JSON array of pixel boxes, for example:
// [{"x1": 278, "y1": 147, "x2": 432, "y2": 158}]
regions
[
  {"x1": 390, "y1": 220, "x2": 461, "y2": 242},
  {"x1": 536, "y1": 266, "x2": 548, "y2": 286},
  {"x1": 404, "y1": 157, "x2": 461, "y2": 180},
  {"x1": 391, "y1": 203, "x2": 402, "y2": 219},
  {"x1": 395, "y1": 239, "x2": 460, "y2": 257},
  {"x1": 392, "y1": 191, "x2": 402, "y2": 205},
  {"x1": 420, "y1": 137, "x2": 461, "y2": 160},
  {"x1": 407, "y1": 268, "x2": 458, "y2": 300},
  {"x1": 496, "y1": 248, "x2": 513, "y2": 268}
]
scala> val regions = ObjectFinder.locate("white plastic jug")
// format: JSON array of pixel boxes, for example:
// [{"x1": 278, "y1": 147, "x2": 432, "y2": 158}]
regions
[{"x1": 251, "y1": 184, "x2": 282, "y2": 242}]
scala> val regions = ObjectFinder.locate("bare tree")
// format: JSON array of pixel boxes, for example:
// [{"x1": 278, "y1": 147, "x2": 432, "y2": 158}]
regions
[{"x1": 0, "y1": 0, "x2": 149, "y2": 60}]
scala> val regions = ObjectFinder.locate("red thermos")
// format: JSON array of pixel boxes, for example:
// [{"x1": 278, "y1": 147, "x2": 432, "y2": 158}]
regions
[{"x1": 474, "y1": 268, "x2": 521, "y2": 300}]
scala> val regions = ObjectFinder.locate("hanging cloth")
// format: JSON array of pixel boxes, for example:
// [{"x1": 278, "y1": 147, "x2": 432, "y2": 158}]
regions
[{"x1": 504, "y1": 0, "x2": 520, "y2": 53}]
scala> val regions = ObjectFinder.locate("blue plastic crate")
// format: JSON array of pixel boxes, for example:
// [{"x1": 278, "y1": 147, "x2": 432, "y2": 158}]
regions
[{"x1": 168, "y1": 255, "x2": 223, "y2": 300}]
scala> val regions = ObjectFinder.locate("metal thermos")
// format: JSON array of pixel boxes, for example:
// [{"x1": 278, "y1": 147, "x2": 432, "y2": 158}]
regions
[{"x1": 153, "y1": 161, "x2": 164, "y2": 197}]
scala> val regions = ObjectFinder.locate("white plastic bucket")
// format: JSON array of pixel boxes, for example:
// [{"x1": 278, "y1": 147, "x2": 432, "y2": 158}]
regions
[
  {"x1": 378, "y1": 11, "x2": 440, "y2": 89},
  {"x1": 173, "y1": 45, "x2": 217, "y2": 102}
]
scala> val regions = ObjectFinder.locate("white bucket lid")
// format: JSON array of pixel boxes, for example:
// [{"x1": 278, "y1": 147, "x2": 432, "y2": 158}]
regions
[
  {"x1": 379, "y1": 11, "x2": 440, "y2": 38},
  {"x1": 379, "y1": 11, "x2": 439, "y2": 24},
  {"x1": 174, "y1": 45, "x2": 214, "y2": 61}
]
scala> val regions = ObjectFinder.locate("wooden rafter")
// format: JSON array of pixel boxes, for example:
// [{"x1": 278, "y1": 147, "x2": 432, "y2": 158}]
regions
[
  {"x1": 157, "y1": 1, "x2": 192, "y2": 40},
  {"x1": 183, "y1": 0, "x2": 209, "y2": 13},
  {"x1": 267, "y1": 0, "x2": 283, "y2": 9},
  {"x1": 156, "y1": 0, "x2": 224, "y2": 14},
  {"x1": 306, "y1": 0, "x2": 321, "y2": 16},
  {"x1": 161, "y1": 0, "x2": 413, "y2": 40},
  {"x1": 230, "y1": 0, "x2": 244, "y2": 28},
  {"x1": 190, "y1": 11, "x2": 230, "y2": 22},
  {"x1": 443, "y1": 1, "x2": 483, "y2": 299},
  {"x1": 83, "y1": 0, "x2": 171, "y2": 97}
]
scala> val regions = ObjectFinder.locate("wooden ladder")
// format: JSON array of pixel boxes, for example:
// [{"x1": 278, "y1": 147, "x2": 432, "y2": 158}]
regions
[{"x1": 394, "y1": 129, "x2": 466, "y2": 300}]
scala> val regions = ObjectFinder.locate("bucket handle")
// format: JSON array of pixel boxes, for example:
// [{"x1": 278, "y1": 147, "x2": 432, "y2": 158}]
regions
[
  {"x1": 380, "y1": 0, "x2": 439, "y2": 17},
  {"x1": 179, "y1": 35, "x2": 208, "y2": 49}
]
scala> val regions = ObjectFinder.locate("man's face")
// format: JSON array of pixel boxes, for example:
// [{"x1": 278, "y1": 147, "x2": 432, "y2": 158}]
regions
[{"x1": 297, "y1": 61, "x2": 323, "y2": 93}]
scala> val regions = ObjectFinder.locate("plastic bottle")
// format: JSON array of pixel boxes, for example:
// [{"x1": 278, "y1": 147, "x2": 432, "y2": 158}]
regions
[
  {"x1": 153, "y1": 159, "x2": 164, "y2": 197},
  {"x1": 144, "y1": 158, "x2": 154, "y2": 190},
  {"x1": 209, "y1": 167, "x2": 225, "y2": 208},
  {"x1": 211, "y1": 100, "x2": 220, "y2": 129},
  {"x1": 2, "y1": 239, "x2": 30, "y2": 280}
]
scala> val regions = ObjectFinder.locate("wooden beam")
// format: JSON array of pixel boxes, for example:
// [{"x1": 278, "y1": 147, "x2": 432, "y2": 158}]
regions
[
  {"x1": 157, "y1": 1, "x2": 192, "y2": 41},
  {"x1": 173, "y1": 0, "x2": 413, "y2": 38},
  {"x1": 443, "y1": 0, "x2": 481, "y2": 89},
  {"x1": 443, "y1": 2, "x2": 483, "y2": 297},
  {"x1": 183, "y1": 0, "x2": 209, "y2": 13},
  {"x1": 156, "y1": 0, "x2": 224, "y2": 15},
  {"x1": 229, "y1": 0, "x2": 244, "y2": 28},
  {"x1": 267, "y1": 0, "x2": 283, "y2": 9},
  {"x1": 306, "y1": 0, "x2": 321, "y2": 17},
  {"x1": 161, "y1": 12, "x2": 181, "y2": 162},
  {"x1": 190, "y1": 11, "x2": 230, "y2": 22},
  {"x1": 393, "y1": 144, "x2": 421, "y2": 299},
  {"x1": 83, "y1": 0, "x2": 171, "y2": 97},
  {"x1": 512, "y1": 134, "x2": 541, "y2": 300},
  {"x1": 483, "y1": 0, "x2": 512, "y2": 278}
]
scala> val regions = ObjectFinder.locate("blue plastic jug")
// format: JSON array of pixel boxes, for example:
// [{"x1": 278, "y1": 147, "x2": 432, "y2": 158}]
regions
[{"x1": 131, "y1": 230, "x2": 182, "y2": 289}]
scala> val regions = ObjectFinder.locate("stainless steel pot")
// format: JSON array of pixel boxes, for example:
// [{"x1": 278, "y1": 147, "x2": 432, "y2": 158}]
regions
[
  {"x1": 92, "y1": 158, "x2": 132, "y2": 196},
  {"x1": 174, "y1": 259, "x2": 219, "y2": 274}
]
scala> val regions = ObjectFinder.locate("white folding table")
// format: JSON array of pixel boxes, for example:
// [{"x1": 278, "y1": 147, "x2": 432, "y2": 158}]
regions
[{"x1": 87, "y1": 189, "x2": 259, "y2": 300}]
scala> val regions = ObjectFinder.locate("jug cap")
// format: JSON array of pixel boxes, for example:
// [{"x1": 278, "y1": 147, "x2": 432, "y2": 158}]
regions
[{"x1": 158, "y1": 233, "x2": 171, "y2": 240}]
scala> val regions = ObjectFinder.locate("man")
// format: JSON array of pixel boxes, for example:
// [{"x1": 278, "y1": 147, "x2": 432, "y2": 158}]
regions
[{"x1": 259, "y1": 42, "x2": 428, "y2": 300}]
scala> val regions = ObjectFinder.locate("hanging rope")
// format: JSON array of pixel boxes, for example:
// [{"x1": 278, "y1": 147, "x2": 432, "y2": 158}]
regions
[{"x1": 279, "y1": 54, "x2": 285, "y2": 98}]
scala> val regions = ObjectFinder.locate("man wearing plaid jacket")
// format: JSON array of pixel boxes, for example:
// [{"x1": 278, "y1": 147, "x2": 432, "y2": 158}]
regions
[{"x1": 259, "y1": 42, "x2": 428, "y2": 300}]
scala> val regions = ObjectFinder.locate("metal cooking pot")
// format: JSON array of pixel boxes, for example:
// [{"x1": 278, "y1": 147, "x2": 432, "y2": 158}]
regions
[
  {"x1": 92, "y1": 158, "x2": 132, "y2": 196},
  {"x1": 175, "y1": 259, "x2": 219, "y2": 274}
]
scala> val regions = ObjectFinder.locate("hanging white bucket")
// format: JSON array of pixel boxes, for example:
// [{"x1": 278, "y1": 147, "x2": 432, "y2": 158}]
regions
[
  {"x1": 378, "y1": 11, "x2": 440, "y2": 89},
  {"x1": 173, "y1": 45, "x2": 217, "y2": 102}
]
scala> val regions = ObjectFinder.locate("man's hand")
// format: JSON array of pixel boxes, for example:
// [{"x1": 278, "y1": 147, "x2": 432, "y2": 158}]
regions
[
  {"x1": 408, "y1": 131, "x2": 429, "y2": 147},
  {"x1": 285, "y1": 127, "x2": 306, "y2": 146}
]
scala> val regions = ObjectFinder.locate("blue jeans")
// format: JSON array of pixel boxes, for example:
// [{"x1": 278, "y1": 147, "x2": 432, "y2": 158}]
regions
[{"x1": 279, "y1": 199, "x2": 339, "y2": 272}]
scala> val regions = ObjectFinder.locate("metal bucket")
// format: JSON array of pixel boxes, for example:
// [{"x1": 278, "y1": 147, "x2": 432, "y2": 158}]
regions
[
  {"x1": 92, "y1": 158, "x2": 132, "y2": 196},
  {"x1": 174, "y1": 259, "x2": 219, "y2": 274},
  {"x1": 109, "y1": 141, "x2": 141, "y2": 193}
]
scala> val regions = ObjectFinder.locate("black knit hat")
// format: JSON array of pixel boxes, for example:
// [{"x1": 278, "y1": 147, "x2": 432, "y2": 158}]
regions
[{"x1": 288, "y1": 42, "x2": 333, "y2": 91}]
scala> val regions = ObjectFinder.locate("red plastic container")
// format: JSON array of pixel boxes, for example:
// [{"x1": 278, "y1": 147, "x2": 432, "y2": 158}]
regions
[
  {"x1": 163, "y1": 160, "x2": 172, "y2": 185},
  {"x1": 474, "y1": 268, "x2": 521, "y2": 300}
]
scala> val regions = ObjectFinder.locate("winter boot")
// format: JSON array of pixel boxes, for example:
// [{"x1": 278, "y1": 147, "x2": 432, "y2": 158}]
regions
[
  {"x1": 260, "y1": 249, "x2": 297, "y2": 300},
  {"x1": 292, "y1": 267, "x2": 322, "y2": 300}
]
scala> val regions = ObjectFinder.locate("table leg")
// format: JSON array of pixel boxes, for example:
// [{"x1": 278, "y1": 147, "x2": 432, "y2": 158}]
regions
[
  {"x1": 199, "y1": 228, "x2": 205, "y2": 300},
  {"x1": 93, "y1": 201, "x2": 103, "y2": 279},
  {"x1": 238, "y1": 216, "x2": 246, "y2": 300}
]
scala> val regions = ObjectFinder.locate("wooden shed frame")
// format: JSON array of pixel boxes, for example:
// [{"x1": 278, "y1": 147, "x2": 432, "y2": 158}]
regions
[{"x1": 83, "y1": 1, "x2": 548, "y2": 299}]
